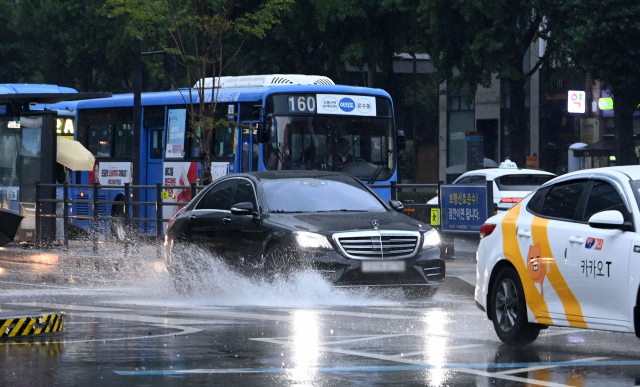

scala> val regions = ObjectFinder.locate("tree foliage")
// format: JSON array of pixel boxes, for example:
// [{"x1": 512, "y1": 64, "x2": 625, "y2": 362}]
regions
[
  {"x1": 549, "y1": 0, "x2": 640, "y2": 165},
  {"x1": 103, "y1": 0, "x2": 292, "y2": 184},
  {"x1": 419, "y1": 0, "x2": 551, "y2": 167}
]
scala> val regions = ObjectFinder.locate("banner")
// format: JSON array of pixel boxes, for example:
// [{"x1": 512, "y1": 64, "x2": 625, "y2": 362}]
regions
[{"x1": 96, "y1": 162, "x2": 132, "y2": 186}]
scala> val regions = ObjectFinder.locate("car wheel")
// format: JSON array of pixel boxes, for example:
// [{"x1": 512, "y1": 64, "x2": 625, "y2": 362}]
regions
[
  {"x1": 403, "y1": 286, "x2": 438, "y2": 300},
  {"x1": 491, "y1": 267, "x2": 540, "y2": 345},
  {"x1": 264, "y1": 243, "x2": 297, "y2": 278}
]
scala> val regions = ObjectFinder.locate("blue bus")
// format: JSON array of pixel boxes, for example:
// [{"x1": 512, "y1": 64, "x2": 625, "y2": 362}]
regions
[{"x1": 46, "y1": 74, "x2": 404, "y2": 237}]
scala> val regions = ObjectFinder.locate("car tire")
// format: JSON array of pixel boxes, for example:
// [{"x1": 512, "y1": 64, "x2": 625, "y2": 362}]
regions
[
  {"x1": 491, "y1": 267, "x2": 540, "y2": 345},
  {"x1": 264, "y1": 242, "x2": 297, "y2": 278},
  {"x1": 403, "y1": 286, "x2": 438, "y2": 300}
]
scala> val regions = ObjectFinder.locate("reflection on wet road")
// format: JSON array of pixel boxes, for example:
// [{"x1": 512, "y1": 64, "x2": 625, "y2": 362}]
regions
[{"x1": 1, "y1": 245, "x2": 640, "y2": 386}]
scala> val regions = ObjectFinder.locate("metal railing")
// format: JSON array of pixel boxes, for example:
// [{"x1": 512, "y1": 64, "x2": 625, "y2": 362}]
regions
[{"x1": 35, "y1": 182, "x2": 205, "y2": 255}]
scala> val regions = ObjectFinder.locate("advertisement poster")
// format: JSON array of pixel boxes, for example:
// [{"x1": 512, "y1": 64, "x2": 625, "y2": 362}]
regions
[
  {"x1": 162, "y1": 162, "x2": 198, "y2": 232},
  {"x1": 211, "y1": 162, "x2": 233, "y2": 182},
  {"x1": 92, "y1": 162, "x2": 132, "y2": 186},
  {"x1": 166, "y1": 109, "x2": 187, "y2": 159}
]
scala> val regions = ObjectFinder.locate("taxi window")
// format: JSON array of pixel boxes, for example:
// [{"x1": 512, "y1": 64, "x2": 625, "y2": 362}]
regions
[
  {"x1": 196, "y1": 179, "x2": 237, "y2": 210},
  {"x1": 583, "y1": 180, "x2": 629, "y2": 221},
  {"x1": 526, "y1": 187, "x2": 549, "y2": 214},
  {"x1": 539, "y1": 180, "x2": 588, "y2": 220}
]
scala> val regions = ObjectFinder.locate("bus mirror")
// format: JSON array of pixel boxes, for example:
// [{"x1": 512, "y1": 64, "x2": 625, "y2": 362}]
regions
[
  {"x1": 256, "y1": 122, "x2": 270, "y2": 143},
  {"x1": 397, "y1": 129, "x2": 406, "y2": 151}
]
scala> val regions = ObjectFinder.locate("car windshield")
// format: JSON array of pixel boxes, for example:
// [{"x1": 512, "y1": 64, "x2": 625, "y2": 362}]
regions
[
  {"x1": 264, "y1": 115, "x2": 395, "y2": 182},
  {"x1": 262, "y1": 176, "x2": 387, "y2": 213},
  {"x1": 495, "y1": 174, "x2": 554, "y2": 191}
]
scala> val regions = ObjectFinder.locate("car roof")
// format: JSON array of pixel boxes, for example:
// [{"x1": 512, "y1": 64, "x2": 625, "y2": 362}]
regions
[
  {"x1": 217, "y1": 170, "x2": 357, "y2": 182},
  {"x1": 544, "y1": 166, "x2": 640, "y2": 184},
  {"x1": 459, "y1": 168, "x2": 556, "y2": 179}
]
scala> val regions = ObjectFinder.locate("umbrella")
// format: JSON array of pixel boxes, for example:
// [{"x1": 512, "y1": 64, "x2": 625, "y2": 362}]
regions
[
  {"x1": 57, "y1": 137, "x2": 95, "y2": 171},
  {"x1": 0, "y1": 208, "x2": 24, "y2": 247}
]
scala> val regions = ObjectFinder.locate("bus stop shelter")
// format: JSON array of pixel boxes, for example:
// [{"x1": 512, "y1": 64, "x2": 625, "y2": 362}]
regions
[{"x1": 0, "y1": 84, "x2": 110, "y2": 243}]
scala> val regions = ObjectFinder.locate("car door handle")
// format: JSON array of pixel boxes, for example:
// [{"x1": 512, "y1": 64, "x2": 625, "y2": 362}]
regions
[
  {"x1": 569, "y1": 236, "x2": 584, "y2": 244},
  {"x1": 189, "y1": 215, "x2": 197, "y2": 220},
  {"x1": 223, "y1": 218, "x2": 232, "y2": 224},
  {"x1": 517, "y1": 229, "x2": 531, "y2": 238}
]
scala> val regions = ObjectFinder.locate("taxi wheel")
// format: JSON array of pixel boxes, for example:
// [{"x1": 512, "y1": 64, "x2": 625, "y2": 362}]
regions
[{"x1": 491, "y1": 267, "x2": 540, "y2": 345}]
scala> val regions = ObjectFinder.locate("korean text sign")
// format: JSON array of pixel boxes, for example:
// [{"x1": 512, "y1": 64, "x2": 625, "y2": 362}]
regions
[{"x1": 440, "y1": 184, "x2": 488, "y2": 233}]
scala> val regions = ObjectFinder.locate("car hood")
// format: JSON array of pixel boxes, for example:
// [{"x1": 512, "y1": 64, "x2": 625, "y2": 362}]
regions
[{"x1": 266, "y1": 211, "x2": 428, "y2": 234}]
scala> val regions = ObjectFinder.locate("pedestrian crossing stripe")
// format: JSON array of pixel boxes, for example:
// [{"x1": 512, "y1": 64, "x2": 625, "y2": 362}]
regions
[{"x1": 0, "y1": 313, "x2": 64, "y2": 338}]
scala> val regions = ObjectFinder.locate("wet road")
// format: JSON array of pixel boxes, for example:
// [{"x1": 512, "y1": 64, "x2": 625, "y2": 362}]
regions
[{"x1": 2, "y1": 239, "x2": 640, "y2": 386}]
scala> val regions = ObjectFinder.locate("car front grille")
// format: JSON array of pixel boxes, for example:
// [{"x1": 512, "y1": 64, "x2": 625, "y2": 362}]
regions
[{"x1": 333, "y1": 231, "x2": 420, "y2": 259}]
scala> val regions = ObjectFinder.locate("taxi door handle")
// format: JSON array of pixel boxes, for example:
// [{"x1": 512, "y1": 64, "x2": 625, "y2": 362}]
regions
[
  {"x1": 569, "y1": 236, "x2": 584, "y2": 244},
  {"x1": 517, "y1": 230, "x2": 531, "y2": 238}
]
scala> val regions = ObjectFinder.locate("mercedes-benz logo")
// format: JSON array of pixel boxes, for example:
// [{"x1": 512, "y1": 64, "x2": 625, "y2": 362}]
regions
[{"x1": 372, "y1": 220, "x2": 379, "y2": 230}]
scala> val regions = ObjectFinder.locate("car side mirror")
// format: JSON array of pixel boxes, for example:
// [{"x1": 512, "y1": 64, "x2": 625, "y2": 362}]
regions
[
  {"x1": 588, "y1": 210, "x2": 632, "y2": 231},
  {"x1": 396, "y1": 129, "x2": 406, "y2": 151},
  {"x1": 231, "y1": 202, "x2": 258, "y2": 216},
  {"x1": 389, "y1": 200, "x2": 404, "y2": 212}
]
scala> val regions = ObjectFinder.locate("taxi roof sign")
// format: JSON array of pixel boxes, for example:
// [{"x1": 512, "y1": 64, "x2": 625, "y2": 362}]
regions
[{"x1": 499, "y1": 159, "x2": 518, "y2": 169}]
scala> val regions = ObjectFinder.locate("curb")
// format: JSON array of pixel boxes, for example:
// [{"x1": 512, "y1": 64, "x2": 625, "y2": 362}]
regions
[{"x1": 0, "y1": 313, "x2": 65, "y2": 339}]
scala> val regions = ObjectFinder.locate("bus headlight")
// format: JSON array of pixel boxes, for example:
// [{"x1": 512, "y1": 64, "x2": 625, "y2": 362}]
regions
[
  {"x1": 295, "y1": 232, "x2": 333, "y2": 249},
  {"x1": 422, "y1": 229, "x2": 440, "y2": 247}
]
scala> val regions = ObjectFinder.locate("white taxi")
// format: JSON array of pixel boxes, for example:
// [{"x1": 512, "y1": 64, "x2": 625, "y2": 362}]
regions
[
  {"x1": 427, "y1": 160, "x2": 555, "y2": 212},
  {"x1": 475, "y1": 166, "x2": 640, "y2": 344}
]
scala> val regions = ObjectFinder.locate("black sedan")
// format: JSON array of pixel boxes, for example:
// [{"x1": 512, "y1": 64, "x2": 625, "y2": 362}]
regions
[{"x1": 165, "y1": 171, "x2": 444, "y2": 298}]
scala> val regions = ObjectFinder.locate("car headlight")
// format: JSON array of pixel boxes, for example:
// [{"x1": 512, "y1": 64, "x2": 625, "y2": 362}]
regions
[
  {"x1": 422, "y1": 229, "x2": 440, "y2": 247},
  {"x1": 295, "y1": 232, "x2": 333, "y2": 249}
]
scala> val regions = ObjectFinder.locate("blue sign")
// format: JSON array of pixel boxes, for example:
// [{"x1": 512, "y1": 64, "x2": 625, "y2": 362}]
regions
[
  {"x1": 440, "y1": 184, "x2": 488, "y2": 233},
  {"x1": 339, "y1": 98, "x2": 355, "y2": 112}
]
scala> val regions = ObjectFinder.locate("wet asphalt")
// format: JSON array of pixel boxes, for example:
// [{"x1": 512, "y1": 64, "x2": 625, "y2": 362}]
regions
[{"x1": 1, "y1": 236, "x2": 640, "y2": 386}]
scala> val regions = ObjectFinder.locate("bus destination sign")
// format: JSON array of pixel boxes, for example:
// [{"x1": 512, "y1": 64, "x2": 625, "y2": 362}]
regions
[{"x1": 287, "y1": 94, "x2": 377, "y2": 116}]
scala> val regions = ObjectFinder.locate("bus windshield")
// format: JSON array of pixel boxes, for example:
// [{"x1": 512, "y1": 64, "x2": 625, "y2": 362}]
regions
[{"x1": 265, "y1": 115, "x2": 396, "y2": 182}]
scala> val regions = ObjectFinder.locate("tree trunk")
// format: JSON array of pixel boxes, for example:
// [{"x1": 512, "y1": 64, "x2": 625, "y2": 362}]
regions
[
  {"x1": 507, "y1": 78, "x2": 528, "y2": 168},
  {"x1": 612, "y1": 87, "x2": 638, "y2": 166}
]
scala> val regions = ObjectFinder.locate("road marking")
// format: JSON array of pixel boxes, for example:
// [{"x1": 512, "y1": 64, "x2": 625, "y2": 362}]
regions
[
  {"x1": 494, "y1": 357, "x2": 609, "y2": 375},
  {"x1": 274, "y1": 309, "x2": 417, "y2": 320},
  {"x1": 11, "y1": 302, "x2": 133, "y2": 312},
  {"x1": 322, "y1": 334, "x2": 414, "y2": 345},
  {"x1": 394, "y1": 343, "x2": 483, "y2": 357}
]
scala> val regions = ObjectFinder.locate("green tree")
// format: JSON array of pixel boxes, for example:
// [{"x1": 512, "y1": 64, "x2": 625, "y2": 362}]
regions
[
  {"x1": 419, "y1": 0, "x2": 550, "y2": 167},
  {"x1": 549, "y1": 0, "x2": 640, "y2": 165},
  {"x1": 10, "y1": 0, "x2": 136, "y2": 92},
  {"x1": 104, "y1": 0, "x2": 292, "y2": 184}
]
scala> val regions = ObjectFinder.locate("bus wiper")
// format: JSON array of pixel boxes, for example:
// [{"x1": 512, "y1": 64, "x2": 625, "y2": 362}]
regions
[{"x1": 368, "y1": 150, "x2": 393, "y2": 184}]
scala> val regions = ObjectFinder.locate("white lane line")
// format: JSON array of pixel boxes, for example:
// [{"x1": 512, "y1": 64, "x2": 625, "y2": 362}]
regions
[
  {"x1": 369, "y1": 307, "x2": 484, "y2": 316},
  {"x1": 494, "y1": 357, "x2": 610, "y2": 375},
  {"x1": 274, "y1": 309, "x2": 416, "y2": 320},
  {"x1": 445, "y1": 274, "x2": 475, "y2": 287},
  {"x1": 540, "y1": 329, "x2": 583, "y2": 337},
  {"x1": 11, "y1": 302, "x2": 133, "y2": 312},
  {"x1": 323, "y1": 334, "x2": 414, "y2": 346},
  {"x1": 253, "y1": 337, "x2": 572, "y2": 387},
  {"x1": 394, "y1": 343, "x2": 484, "y2": 357},
  {"x1": 0, "y1": 280, "x2": 79, "y2": 289},
  {"x1": 4, "y1": 325, "x2": 200, "y2": 346},
  {"x1": 12, "y1": 302, "x2": 293, "y2": 323}
]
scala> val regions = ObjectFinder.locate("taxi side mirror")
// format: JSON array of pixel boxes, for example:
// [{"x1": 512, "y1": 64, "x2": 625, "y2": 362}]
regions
[{"x1": 588, "y1": 210, "x2": 633, "y2": 232}]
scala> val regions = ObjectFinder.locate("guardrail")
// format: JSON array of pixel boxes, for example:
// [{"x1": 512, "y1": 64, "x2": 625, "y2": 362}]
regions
[{"x1": 35, "y1": 182, "x2": 205, "y2": 255}]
